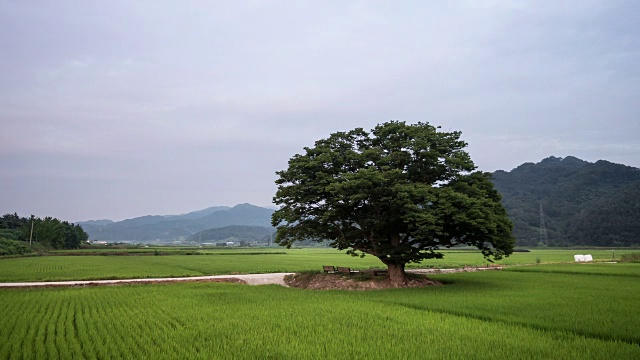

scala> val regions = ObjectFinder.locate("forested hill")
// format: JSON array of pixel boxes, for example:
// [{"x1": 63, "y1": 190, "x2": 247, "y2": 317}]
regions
[
  {"x1": 79, "y1": 204, "x2": 274, "y2": 242},
  {"x1": 187, "y1": 225, "x2": 274, "y2": 245},
  {"x1": 492, "y1": 156, "x2": 640, "y2": 247},
  {"x1": 0, "y1": 214, "x2": 88, "y2": 249}
]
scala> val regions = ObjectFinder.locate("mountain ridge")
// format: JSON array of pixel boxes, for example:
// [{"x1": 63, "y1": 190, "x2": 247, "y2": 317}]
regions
[
  {"x1": 76, "y1": 205, "x2": 230, "y2": 226},
  {"x1": 492, "y1": 156, "x2": 640, "y2": 246},
  {"x1": 79, "y1": 156, "x2": 640, "y2": 247},
  {"x1": 81, "y1": 204, "x2": 273, "y2": 242},
  {"x1": 187, "y1": 225, "x2": 274, "y2": 244}
]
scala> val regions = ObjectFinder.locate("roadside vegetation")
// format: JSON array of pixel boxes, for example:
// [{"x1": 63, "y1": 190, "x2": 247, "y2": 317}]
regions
[
  {"x1": 620, "y1": 252, "x2": 640, "y2": 263},
  {"x1": 0, "y1": 238, "x2": 39, "y2": 257}
]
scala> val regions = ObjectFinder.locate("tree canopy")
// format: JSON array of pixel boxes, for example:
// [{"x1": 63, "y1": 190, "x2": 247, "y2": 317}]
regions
[
  {"x1": 0, "y1": 213, "x2": 88, "y2": 250},
  {"x1": 272, "y1": 121, "x2": 514, "y2": 285}
]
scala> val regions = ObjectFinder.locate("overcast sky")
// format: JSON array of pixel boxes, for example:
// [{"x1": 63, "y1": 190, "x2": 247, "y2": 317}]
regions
[{"x1": 1, "y1": 0, "x2": 638, "y2": 222}]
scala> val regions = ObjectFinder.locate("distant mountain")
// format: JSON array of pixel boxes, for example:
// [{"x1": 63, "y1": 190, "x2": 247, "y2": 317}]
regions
[
  {"x1": 165, "y1": 206, "x2": 231, "y2": 220},
  {"x1": 188, "y1": 225, "x2": 274, "y2": 244},
  {"x1": 492, "y1": 156, "x2": 640, "y2": 246},
  {"x1": 76, "y1": 219, "x2": 114, "y2": 226},
  {"x1": 77, "y1": 206, "x2": 230, "y2": 230},
  {"x1": 81, "y1": 204, "x2": 272, "y2": 242},
  {"x1": 197, "y1": 203, "x2": 273, "y2": 228},
  {"x1": 82, "y1": 158, "x2": 640, "y2": 247}
]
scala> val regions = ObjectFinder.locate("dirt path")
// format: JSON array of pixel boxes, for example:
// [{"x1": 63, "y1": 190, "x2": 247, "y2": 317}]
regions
[
  {"x1": 408, "y1": 266, "x2": 502, "y2": 274},
  {"x1": 0, "y1": 273, "x2": 295, "y2": 288},
  {"x1": 0, "y1": 267, "x2": 501, "y2": 289}
]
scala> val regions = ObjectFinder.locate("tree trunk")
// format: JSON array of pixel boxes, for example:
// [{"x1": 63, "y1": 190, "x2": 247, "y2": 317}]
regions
[{"x1": 386, "y1": 263, "x2": 408, "y2": 287}]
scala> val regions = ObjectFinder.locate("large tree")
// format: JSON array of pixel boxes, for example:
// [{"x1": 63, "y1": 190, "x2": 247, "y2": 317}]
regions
[{"x1": 272, "y1": 121, "x2": 515, "y2": 285}]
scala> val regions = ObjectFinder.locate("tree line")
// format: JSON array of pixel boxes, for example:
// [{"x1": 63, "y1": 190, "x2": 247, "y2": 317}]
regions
[{"x1": 0, "y1": 213, "x2": 88, "y2": 249}]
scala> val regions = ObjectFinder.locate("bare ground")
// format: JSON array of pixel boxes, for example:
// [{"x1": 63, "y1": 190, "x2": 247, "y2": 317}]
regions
[
  {"x1": 0, "y1": 273, "x2": 296, "y2": 288},
  {"x1": 0, "y1": 268, "x2": 501, "y2": 289},
  {"x1": 284, "y1": 272, "x2": 441, "y2": 290}
]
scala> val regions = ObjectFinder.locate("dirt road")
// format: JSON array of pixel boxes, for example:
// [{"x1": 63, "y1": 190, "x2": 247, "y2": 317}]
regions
[
  {"x1": 0, "y1": 273, "x2": 294, "y2": 288},
  {"x1": 0, "y1": 267, "x2": 502, "y2": 289}
]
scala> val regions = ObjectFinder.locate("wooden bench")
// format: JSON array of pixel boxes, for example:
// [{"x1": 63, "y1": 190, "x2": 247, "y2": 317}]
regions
[
  {"x1": 372, "y1": 270, "x2": 388, "y2": 277},
  {"x1": 323, "y1": 265, "x2": 337, "y2": 274},
  {"x1": 337, "y1": 267, "x2": 359, "y2": 275},
  {"x1": 360, "y1": 269, "x2": 388, "y2": 277}
]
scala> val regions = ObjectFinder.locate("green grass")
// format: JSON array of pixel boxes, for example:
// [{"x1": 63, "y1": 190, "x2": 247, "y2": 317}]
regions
[
  {"x1": 431, "y1": 248, "x2": 622, "y2": 267},
  {"x1": 377, "y1": 267, "x2": 640, "y2": 345},
  {"x1": 0, "y1": 249, "x2": 383, "y2": 282},
  {"x1": 0, "y1": 248, "x2": 635, "y2": 282},
  {"x1": 1, "y1": 264, "x2": 639, "y2": 359},
  {"x1": 506, "y1": 262, "x2": 640, "y2": 277}
]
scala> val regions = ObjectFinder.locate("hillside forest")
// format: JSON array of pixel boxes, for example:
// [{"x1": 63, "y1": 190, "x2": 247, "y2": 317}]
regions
[
  {"x1": 492, "y1": 156, "x2": 640, "y2": 247},
  {"x1": 0, "y1": 214, "x2": 88, "y2": 252}
]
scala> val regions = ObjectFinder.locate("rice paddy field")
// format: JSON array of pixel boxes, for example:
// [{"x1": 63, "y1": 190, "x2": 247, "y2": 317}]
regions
[
  {"x1": 1, "y1": 248, "x2": 639, "y2": 359},
  {"x1": 0, "y1": 248, "x2": 631, "y2": 282}
]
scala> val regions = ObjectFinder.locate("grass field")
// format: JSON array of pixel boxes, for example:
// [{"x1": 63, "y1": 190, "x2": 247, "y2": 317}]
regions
[
  {"x1": 0, "y1": 248, "x2": 633, "y2": 282},
  {"x1": 1, "y1": 263, "x2": 638, "y2": 359}
]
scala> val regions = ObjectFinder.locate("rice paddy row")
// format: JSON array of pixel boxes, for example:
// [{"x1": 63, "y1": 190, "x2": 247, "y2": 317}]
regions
[
  {"x1": 0, "y1": 248, "x2": 633, "y2": 282},
  {"x1": 1, "y1": 265, "x2": 638, "y2": 359}
]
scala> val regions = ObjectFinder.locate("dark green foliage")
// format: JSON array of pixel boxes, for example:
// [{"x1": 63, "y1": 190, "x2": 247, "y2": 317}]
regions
[
  {"x1": 0, "y1": 213, "x2": 24, "y2": 230},
  {"x1": 0, "y1": 213, "x2": 88, "y2": 250},
  {"x1": 272, "y1": 121, "x2": 514, "y2": 282},
  {"x1": 0, "y1": 229, "x2": 20, "y2": 241},
  {"x1": 492, "y1": 156, "x2": 640, "y2": 246},
  {"x1": 22, "y1": 217, "x2": 88, "y2": 249},
  {"x1": 0, "y1": 213, "x2": 27, "y2": 241},
  {"x1": 567, "y1": 181, "x2": 640, "y2": 246},
  {"x1": 0, "y1": 238, "x2": 36, "y2": 256}
]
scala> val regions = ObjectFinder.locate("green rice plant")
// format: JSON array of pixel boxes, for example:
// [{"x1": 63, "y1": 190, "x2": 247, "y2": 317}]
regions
[
  {"x1": 1, "y1": 265, "x2": 639, "y2": 359},
  {"x1": 372, "y1": 267, "x2": 640, "y2": 345},
  {"x1": 0, "y1": 248, "x2": 637, "y2": 282},
  {"x1": 505, "y1": 262, "x2": 640, "y2": 277}
]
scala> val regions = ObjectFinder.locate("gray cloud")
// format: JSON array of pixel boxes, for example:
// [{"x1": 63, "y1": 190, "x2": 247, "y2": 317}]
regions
[{"x1": 1, "y1": 0, "x2": 638, "y2": 221}]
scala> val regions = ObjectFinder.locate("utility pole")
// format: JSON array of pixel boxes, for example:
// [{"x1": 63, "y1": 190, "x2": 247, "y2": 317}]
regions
[{"x1": 29, "y1": 215, "x2": 35, "y2": 245}]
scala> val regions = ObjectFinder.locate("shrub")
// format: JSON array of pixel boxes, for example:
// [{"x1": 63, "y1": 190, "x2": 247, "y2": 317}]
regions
[
  {"x1": 620, "y1": 253, "x2": 640, "y2": 263},
  {"x1": 0, "y1": 229, "x2": 20, "y2": 241},
  {"x1": 0, "y1": 238, "x2": 37, "y2": 256}
]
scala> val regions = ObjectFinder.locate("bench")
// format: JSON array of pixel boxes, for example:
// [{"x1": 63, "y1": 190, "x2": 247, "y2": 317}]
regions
[
  {"x1": 360, "y1": 269, "x2": 388, "y2": 277},
  {"x1": 337, "y1": 267, "x2": 359, "y2": 275},
  {"x1": 372, "y1": 270, "x2": 388, "y2": 277},
  {"x1": 323, "y1": 265, "x2": 337, "y2": 274}
]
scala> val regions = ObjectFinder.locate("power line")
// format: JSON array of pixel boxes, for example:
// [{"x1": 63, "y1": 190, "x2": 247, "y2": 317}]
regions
[{"x1": 539, "y1": 203, "x2": 548, "y2": 246}]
